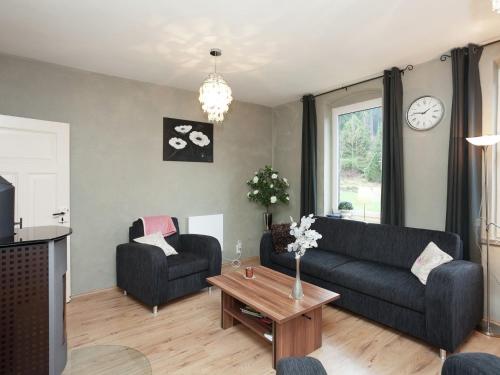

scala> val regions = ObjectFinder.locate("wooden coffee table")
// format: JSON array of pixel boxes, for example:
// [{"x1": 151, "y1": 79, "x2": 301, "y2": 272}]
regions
[{"x1": 207, "y1": 266, "x2": 340, "y2": 368}]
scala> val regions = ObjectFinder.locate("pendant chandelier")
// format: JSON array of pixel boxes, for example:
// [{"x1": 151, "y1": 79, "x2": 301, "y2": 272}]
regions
[{"x1": 199, "y1": 48, "x2": 233, "y2": 124}]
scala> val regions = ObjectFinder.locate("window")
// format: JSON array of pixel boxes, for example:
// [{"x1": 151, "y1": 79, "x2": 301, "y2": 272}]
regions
[{"x1": 332, "y1": 98, "x2": 382, "y2": 223}]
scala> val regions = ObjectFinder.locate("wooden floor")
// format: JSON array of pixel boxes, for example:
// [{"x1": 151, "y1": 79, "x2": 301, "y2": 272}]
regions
[{"x1": 66, "y1": 257, "x2": 500, "y2": 375}]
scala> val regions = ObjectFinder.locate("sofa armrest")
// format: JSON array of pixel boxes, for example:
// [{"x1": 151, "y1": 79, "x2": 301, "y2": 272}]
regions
[
  {"x1": 425, "y1": 260, "x2": 483, "y2": 352},
  {"x1": 116, "y1": 242, "x2": 168, "y2": 306},
  {"x1": 179, "y1": 234, "x2": 222, "y2": 277},
  {"x1": 260, "y1": 232, "x2": 273, "y2": 267}
]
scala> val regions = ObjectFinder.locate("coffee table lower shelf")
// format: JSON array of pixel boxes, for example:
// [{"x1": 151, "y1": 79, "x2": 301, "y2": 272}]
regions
[{"x1": 220, "y1": 291, "x2": 322, "y2": 368}]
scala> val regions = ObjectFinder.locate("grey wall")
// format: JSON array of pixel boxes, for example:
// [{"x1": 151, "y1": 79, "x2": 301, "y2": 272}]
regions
[{"x1": 0, "y1": 53, "x2": 273, "y2": 295}]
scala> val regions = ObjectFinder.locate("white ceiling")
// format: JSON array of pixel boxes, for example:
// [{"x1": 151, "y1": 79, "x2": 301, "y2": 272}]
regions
[{"x1": 0, "y1": 0, "x2": 499, "y2": 107}]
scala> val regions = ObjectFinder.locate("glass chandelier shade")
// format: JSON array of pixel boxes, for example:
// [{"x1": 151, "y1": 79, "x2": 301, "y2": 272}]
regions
[{"x1": 199, "y1": 49, "x2": 233, "y2": 123}]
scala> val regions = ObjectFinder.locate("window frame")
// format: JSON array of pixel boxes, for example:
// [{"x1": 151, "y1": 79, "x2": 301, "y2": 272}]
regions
[{"x1": 331, "y1": 97, "x2": 383, "y2": 222}]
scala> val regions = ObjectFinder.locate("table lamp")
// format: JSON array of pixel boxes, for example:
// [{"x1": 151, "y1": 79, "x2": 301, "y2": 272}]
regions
[{"x1": 466, "y1": 134, "x2": 500, "y2": 337}]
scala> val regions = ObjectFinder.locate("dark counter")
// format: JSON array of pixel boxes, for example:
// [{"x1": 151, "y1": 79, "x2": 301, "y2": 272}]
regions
[{"x1": 0, "y1": 225, "x2": 72, "y2": 247}]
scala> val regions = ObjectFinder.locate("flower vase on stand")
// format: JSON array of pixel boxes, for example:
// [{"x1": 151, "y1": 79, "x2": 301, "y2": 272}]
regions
[
  {"x1": 291, "y1": 256, "x2": 304, "y2": 300},
  {"x1": 264, "y1": 212, "x2": 273, "y2": 231}
]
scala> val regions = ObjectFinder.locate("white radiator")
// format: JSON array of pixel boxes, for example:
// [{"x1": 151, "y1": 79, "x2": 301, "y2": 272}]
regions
[{"x1": 188, "y1": 214, "x2": 224, "y2": 251}]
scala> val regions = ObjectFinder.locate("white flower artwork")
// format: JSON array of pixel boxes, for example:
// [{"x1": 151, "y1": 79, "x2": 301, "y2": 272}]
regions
[
  {"x1": 164, "y1": 118, "x2": 213, "y2": 162},
  {"x1": 168, "y1": 137, "x2": 187, "y2": 150},
  {"x1": 189, "y1": 131, "x2": 210, "y2": 147},
  {"x1": 174, "y1": 125, "x2": 192, "y2": 134}
]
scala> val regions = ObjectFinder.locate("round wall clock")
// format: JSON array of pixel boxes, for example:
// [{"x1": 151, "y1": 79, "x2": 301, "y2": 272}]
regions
[{"x1": 406, "y1": 96, "x2": 444, "y2": 131}]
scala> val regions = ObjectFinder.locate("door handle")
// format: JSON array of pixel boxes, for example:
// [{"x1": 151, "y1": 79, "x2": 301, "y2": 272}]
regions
[
  {"x1": 14, "y1": 217, "x2": 23, "y2": 229},
  {"x1": 52, "y1": 212, "x2": 66, "y2": 217}
]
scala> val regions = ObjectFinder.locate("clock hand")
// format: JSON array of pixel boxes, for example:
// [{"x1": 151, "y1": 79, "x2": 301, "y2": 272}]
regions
[{"x1": 422, "y1": 104, "x2": 437, "y2": 115}]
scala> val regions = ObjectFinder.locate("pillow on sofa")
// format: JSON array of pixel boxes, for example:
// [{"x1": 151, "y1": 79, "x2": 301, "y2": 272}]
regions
[
  {"x1": 411, "y1": 241, "x2": 453, "y2": 285},
  {"x1": 271, "y1": 223, "x2": 294, "y2": 253},
  {"x1": 134, "y1": 231, "x2": 178, "y2": 257}
]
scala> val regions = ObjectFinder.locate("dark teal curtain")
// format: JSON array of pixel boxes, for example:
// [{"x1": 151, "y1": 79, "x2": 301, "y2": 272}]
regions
[
  {"x1": 446, "y1": 44, "x2": 483, "y2": 261},
  {"x1": 381, "y1": 67, "x2": 405, "y2": 226},
  {"x1": 300, "y1": 95, "x2": 317, "y2": 217}
]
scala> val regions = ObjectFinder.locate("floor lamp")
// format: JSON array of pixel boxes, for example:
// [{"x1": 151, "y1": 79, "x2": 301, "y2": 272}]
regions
[{"x1": 466, "y1": 134, "x2": 500, "y2": 337}]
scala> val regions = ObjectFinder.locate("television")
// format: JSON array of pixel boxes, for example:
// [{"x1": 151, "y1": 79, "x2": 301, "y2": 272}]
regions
[{"x1": 0, "y1": 176, "x2": 14, "y2": 238}]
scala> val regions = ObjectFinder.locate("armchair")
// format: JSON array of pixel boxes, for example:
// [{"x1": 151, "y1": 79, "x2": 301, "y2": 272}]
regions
[{"x1": 116, "y1": 217, "x2": 222, "y2": 314}]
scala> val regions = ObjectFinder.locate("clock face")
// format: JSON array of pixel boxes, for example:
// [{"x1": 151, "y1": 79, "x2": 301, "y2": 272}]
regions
[{"x1": 406, "y1": 96, "x2": 444, "y2": 131}]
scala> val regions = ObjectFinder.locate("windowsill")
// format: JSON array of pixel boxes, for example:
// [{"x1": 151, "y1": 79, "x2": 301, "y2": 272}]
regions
[
  {"x1": 481, "y1": 238, "x2": 500, "y2": 247},
  {"x1": 344, "y1": 214, "x2": 380, "y2": 224}
]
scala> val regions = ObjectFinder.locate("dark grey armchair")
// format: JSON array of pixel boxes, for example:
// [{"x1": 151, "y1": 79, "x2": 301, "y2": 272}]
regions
[
  {"x1": 276, "y1": 357, "x2": 327, "y2": 375},
  {"x1": 116, "y1": 217, "x2": 221, "y2": 314},
  {"x1": 442, "y1": 353, "x2": 500, "y2": 375}
]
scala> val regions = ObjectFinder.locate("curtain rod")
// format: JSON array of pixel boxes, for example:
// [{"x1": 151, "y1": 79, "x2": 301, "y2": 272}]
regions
[
  {"x1": 440, "y1": 38, "x2": 500, "y2": 62},
  {"x1": 308, "y1": 64, "x2": 413, "y2": 100},
  {"x1": 306, "y1": 38, "x2": 500, "y2": 101}
]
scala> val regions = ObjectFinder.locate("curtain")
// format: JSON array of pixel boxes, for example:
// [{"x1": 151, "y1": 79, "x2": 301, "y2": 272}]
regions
[
  {"x1": 300, "y1": 94, "x2": 317, "y2": 217},
  {"x1": 381, "y1": 67, "x2": 405, "y2": 226},
  {"x1": 446, "y1": 44, "x2": 483, "y2": 261}
]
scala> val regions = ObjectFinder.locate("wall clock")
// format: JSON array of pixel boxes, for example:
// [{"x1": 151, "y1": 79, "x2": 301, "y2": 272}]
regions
[{"x1": 406, "y1": 96, "x2": 444, "y2": 131}]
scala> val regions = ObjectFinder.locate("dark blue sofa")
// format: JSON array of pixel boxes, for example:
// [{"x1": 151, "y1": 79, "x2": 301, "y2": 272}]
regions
[{"x1": 260, "y1": 217, "x2": 483, "y2": 354}]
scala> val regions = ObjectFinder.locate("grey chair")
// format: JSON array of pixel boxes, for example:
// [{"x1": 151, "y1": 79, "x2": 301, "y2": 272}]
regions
[
  {"x1": 276, "y1": 357, "x2": 327, "y2": 375},
  {"x1": 442, "y1": 353, "x2": 500, "y2": 375},
  {"x1": 116, "y1": 217, "x2": 221, "y2": 314}
]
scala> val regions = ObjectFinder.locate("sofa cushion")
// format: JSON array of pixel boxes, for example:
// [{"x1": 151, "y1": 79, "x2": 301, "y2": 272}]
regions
[
  {"x1": 130, "y1": 217, "x2": 181, "y2": 251},
  {"x1": 167, "y1": 252, "x2": 209, "y2": 280},
  {"x1": 311, "y1": 217, "x2": 366, "y2": 258},
  {"x1": 270, "y1": 249, "x2": 356, "y2": 282},
  {"x1": 329, "y1": 260, "x2": 426, "y2": 312},
  {"x1": 270, "y1": 223, "x2": 294, "y2": 253},
  {"x1": 360, "y1": 223, "x2": 462, "y2": 269}
]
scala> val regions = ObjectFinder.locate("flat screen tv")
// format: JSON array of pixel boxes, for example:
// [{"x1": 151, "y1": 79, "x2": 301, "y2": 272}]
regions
[{"x1": 0, "y1": 176, "x2": 14, "y2": 238}]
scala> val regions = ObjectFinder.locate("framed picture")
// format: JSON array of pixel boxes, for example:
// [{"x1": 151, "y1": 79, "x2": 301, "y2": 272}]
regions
[{"x1": 163, "y1": 117, "x2": 213, "y2": 163}]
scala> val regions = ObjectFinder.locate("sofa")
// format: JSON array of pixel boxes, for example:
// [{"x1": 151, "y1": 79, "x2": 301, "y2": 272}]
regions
[
  {"x1": 442, "y1": 353, "x2": 500, "y2": 375},
  {"x1": 260, "y1": 217, "x2": 483, "y2": 354},
  {"x1": 116, "y1": 217, "x2": 222, "y2": 313}
]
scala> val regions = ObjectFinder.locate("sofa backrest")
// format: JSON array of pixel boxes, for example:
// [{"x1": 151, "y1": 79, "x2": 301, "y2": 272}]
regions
[
  {"x1": 129, "y1": 217, "x2": 181, "y2": 250},
  {"x1": 311, "y1": 217, "x2": 463, "y2": 269},
  {"x1": 312, "y1": 217, "x2": 367, "y2": 257},
  {"x1": 361, "y1": 223, "x2": 462, "y2": 269}
]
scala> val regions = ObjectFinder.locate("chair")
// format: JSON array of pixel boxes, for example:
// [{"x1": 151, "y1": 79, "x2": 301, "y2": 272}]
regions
[
  {"x1": 276, "y1": 357, "x2": 327, "y2": 375},
  {"x1": 116, "y1": 217, "x2": 221, "y2": 314},
  {"x1": 442, "y1": 353, "x2": 500, "y2": 375}
]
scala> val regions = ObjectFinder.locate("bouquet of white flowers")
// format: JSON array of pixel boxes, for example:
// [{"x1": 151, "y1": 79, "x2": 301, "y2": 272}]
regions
[{"x1": 287, "y1": 214, "x2": 322, "y2": 259}]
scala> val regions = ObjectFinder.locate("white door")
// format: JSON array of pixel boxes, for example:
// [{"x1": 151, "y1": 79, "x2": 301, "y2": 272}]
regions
[{"x1": 0, "y1": 114, "x2": 71, "y2": 301}]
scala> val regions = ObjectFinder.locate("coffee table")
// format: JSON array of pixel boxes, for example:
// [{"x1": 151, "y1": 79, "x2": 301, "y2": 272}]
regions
[{"x1": 207, "y1": 266, "x2": 340, "y2": 368}]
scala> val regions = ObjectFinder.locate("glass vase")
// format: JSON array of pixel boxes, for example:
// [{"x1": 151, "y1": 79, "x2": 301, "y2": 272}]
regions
[{"x1": 291, "y1": 256, "x2": 304, "y2": 300}]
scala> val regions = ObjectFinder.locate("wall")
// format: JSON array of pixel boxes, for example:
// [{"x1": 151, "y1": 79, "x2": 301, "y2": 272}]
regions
[
  {"x1": 480, "y1": 43, "x2": 500, "y2": 322},
  {"x1": 272, "y1": 46, "x2": 500, "y2": 321},
  {"x1": 0, "y1": 53, "x2": 273, "y2": 295}
]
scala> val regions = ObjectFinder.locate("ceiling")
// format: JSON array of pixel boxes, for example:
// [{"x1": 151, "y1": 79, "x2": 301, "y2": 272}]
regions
[{"x1": 0, "y1": 0, "x2": 499, "y2": 107}]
